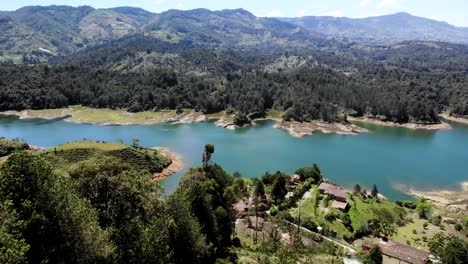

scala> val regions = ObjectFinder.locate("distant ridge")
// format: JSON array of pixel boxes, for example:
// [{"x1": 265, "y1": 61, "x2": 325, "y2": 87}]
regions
[
  {"x1": 0, "y1": 5, "x2": 468, "y2": 62},
  {"x1": 281, "y1": 12, "x2": 468, "y2": 44}
]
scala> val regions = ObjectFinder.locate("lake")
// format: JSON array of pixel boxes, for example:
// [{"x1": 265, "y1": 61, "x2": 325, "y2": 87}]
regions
[{"x1": 1, "y1": 115, "x2": 467, "y2": 200}]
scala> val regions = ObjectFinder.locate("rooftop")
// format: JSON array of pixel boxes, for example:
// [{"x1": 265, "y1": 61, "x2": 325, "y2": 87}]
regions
[
  {"x1": 319, "y1": 182, "x2": 348, "y2": 200},
  {"x1": 379, "y1": 240, "x2": 430, "y2": 264}
]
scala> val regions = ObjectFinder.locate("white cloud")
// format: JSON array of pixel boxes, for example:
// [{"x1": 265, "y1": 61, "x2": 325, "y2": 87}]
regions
[
  {"x1": 377, "y1": 0, "x2": 406, "y2": 9},
  {"x1": 325, "y1": 10, "x2": 344, "y2": 17},
  {"x1": 360, "y1": 0, "x2": 374, "y2": 8}
]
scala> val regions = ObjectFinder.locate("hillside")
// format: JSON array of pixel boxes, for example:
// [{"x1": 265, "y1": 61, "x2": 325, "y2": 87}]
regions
[
  {"x1": 2, "y1": 6, "x2": 468, "y2": 62},
  {"x1": 37, "y1": 140, "x2": 172, "y2": 175},
  {"x1": 282, "y1": 12, "x2": 468, "y2": 44}
]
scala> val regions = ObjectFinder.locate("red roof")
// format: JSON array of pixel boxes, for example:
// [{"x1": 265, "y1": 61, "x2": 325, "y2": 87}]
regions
[
  {"x1": 331, "y1": 200, "x2": 348, "y2": 210},
  {"x1": 379, "y1": 240, "x2": 429, "y2": 264},
  {"x1": 318, "y1": 182, "x2": 347, "y2": 201}
]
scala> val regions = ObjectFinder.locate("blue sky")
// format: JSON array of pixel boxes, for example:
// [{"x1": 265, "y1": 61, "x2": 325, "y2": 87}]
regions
[{"x1": 3, "y1": 0, "x2": 468, "y2": 27}]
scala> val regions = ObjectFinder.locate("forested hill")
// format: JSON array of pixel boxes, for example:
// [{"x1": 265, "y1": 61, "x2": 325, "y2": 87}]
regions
[
  {"x1": 1, "y1": 5, "x2": 468, "y2": 61},
  {"x1": 0, "y1": 6, "x2": 467, "y2": 124},
  {"x1": 281, "y1": 12, "x2": 468, "y2": 45}
]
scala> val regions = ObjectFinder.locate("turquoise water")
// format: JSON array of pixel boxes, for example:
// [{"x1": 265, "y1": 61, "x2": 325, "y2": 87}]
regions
[{"x1": 1, "y1": 115, "x2": 467, "y2": 200}]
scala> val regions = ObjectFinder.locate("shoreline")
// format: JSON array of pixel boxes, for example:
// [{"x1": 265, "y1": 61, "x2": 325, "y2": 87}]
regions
[
  {"x1": 151, "y1": 147, "x2": 184, "y2": 180},
  {"x1": 273, "y1": 121, "x2": 368, "y2": 137},
  {"x1": 347, "y1": 116, "x2": 452, "y2": 130},
  {"x1": 1, "y1": 107, "x2": 456, "y2": 136},
  {"x1": 405, "y1": 182, "x2": 468, "y2": 213},
  {"x1": 439, "y1": 113, "x2": 468, "y2": 125}
]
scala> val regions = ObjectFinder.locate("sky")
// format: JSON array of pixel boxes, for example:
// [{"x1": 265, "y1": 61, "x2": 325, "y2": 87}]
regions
[{"x1": 2, "y1": 0, "x2": 468, "y2": 27}]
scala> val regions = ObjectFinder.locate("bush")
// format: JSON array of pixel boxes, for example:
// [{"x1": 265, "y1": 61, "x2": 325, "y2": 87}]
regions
[
  {"x1": 232, "y1": 237, "x2": 241, "y2": 247},
  {"x1": 454, "y1": 224, "x2": 463, "y2": 231}
]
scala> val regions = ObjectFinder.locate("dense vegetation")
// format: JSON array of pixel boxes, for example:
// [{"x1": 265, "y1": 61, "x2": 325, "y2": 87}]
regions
[
  {"x1": 1, "y1": 140, "x2": 467, "y2": 263},
  {"x1": 1, "y1": 7, "x2": 467, "y2": 124},
  {"x1": 0, "y1": 137, "x2": 28, "y2": 157},
  {"x1": 0, "y1": 145, "x2": 238, "y2": 263},
  {"x1": 1, "y1": 39, "x2": 467, "y2": 123},
  {"x1": 38, "y1": 140, "x2": 171, "y2": 174}
]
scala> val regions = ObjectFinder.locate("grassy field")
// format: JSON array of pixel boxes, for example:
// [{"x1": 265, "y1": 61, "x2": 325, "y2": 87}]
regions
[
  {"x1": 38, "y1": 140, "x2": 171, "y2": 175},
  {"x1": 392, "y1": 209, "x2": 467, "y2": 249},
  {"x1": 290, "y1": 187, "x2": 409, "y2": 240},
  {"x1": 67, "y1": 105, "x2": 176, "y2": 124},
  {"x1": 347, "y1": 194, "x2": 406, "y2": 232}
]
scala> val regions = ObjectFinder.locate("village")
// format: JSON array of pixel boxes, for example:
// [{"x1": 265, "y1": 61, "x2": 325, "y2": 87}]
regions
[{"x1": 232, "y1": 166, "x2": 466, "y2": 264}]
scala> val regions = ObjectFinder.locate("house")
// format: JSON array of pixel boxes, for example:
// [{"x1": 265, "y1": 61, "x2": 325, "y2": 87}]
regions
[
  {"x1": 319, "y1": 182, "x2": 349, "y2": 211},
  {"x1": 379, "y1": 240, "x2": 430, "y2": 264},
  {"x1": 233, "y1": 199, "x2": 249, "y2": 214},
  {"x1": 318, "y1": 182, "x2": 348, "y2": 202},
  {"x1": 287, "y1": 174, "x2": 301, "y2": 191},
  {"x1": 331, "y1": 200, "x2": 348, "y2": 211}
]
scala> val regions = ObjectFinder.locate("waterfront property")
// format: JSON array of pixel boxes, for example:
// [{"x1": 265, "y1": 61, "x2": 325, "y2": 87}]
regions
[
  {"x1": 378, "y1": 239, "x2": 430, "y2": 264},
  {"x1": 318, "y1": 182, "x2": 349, "y2": 211}
]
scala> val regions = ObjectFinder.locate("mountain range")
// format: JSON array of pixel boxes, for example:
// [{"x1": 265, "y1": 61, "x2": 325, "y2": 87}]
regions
[{"x1": 1, "y1": 5, "x2": 468, "y2": 63}]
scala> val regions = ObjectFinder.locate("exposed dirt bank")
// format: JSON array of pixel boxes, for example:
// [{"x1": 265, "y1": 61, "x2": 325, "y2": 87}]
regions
[
  {"x1": 273, "y1": 121, "x2": 368, "y2": 137},
  {"x1": 151, "y1": 147, "x2": 184, "y2": 180},
  {"x1": 406, "y1": 182, "x2": 468, "y2": 213},
  {"x1": 347, "y1": 116, "x2": 451, "y2": 130},
  {"x1": 439, "y1": 114, "x2": 468, "y2": 125}
]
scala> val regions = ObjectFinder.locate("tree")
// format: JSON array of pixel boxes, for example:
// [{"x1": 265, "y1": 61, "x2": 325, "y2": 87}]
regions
[
  {"x1": 271, "y1": 173, "x2": 287, "y2": 203},
  {"x1": 0, "y1": 200, "x2": 29, "y2": 264},
  {"x1": 353, "y1": 184, "x2": 362, "y2": 194},
  {"x1": 202, "y1": 144, "x2": 215, "y2": 168},
  {"x1": 371, "y1": 184, "x2": 379, "y2": 197},
  {"x1": 294, "y1": 164, "x2": 321, "y2": 182},
  {"x1": 428, "y1": 233, "x2": 446, "y2": 257},
  {"x1": 416, "y1": 198, "x2": 432, "y2": 219},
  {"x1": 131, "y1": 137, "x2": 140, "y2": 148},
  {"x1": 254, "y1": 180, "x2": 266, "y2": 199},
  {"x1": 68, "y1": 156, "x2": 169, "y2": 263},
  {"x1": 429, "y1": 233, "x2": 468, "y2": 264},
  {"x1": 440, "y1": 236, "x2": 468, "y2": 264},
  {"x1": 368, "y1": 245, "x2": 383, "y2": 264},
  {"x1": 0, "y1": 152, "x2": 113, "y2": 263}
]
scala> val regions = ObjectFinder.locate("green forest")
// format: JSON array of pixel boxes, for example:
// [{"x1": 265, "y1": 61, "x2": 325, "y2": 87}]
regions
[
  {"x1": 1, "y1": 141, "x2": 467, "y2": 264},
  {"x1": 1, "y1": 36, "x2": 467, "y2": 124}
]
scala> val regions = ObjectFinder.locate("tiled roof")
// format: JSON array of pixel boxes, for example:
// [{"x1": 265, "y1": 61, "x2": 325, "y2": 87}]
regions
[
  {"x1": 331, "y1": 200, "x2": 348, "y2": 210},
  {"x1": 379, "y1": 240, "x2": 429, "y2": 264}
]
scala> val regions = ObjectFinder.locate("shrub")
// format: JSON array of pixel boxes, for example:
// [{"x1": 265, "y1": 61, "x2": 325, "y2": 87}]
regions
[
  {"x1": 232, "y1": 237, "x2": 241, "y2": 247},
  {"x1": 454, "y1": 223, "x2": 463, "y2": 231}
]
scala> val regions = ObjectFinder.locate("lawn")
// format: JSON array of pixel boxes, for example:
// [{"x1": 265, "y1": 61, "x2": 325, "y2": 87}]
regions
[
  {"x1": 393, "y1": 211, "x2": 467, "y2": 249},
  {"x1": 348, "y1": 194, "x2": 406, "y2": 232},
  {"x1": 47, "y1": 140, "x2": 127, "y2": 152},
  {"x1": 290, "y1": 186, "x2": 353, "y2": 238}
]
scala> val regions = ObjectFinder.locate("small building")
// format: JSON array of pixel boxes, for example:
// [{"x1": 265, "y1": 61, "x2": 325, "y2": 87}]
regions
[
  {"x1": 331, "y1": 200, "x2": 348, "y2": 211},
  {"x1": 379, "y1": 240, "x2": 430, "y2": 264},
  {"x1": 233, "y1": 199, "x2": 249, "y2": 214},
  {"x1": 318, "y1": 182, "x2": 348, "y2": 202},
  {"x1": 287, "y1": 174, "x2": 301, "y2": 190}
]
